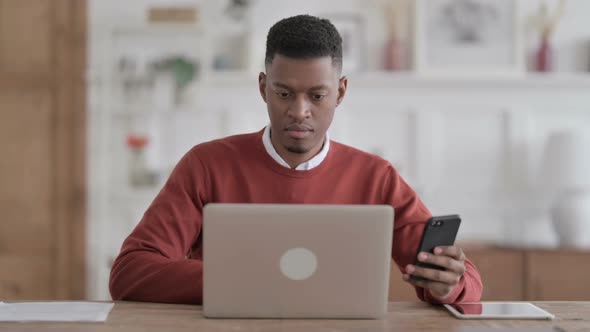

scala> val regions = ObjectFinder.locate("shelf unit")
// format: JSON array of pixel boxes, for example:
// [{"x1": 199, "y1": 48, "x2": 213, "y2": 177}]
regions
[{"x1": 90, "y1": 23, "x2": 208, "y2": 300}]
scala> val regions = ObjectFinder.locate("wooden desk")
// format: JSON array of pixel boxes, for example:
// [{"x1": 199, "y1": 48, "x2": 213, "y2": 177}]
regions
[{"x1": 1, "y1": 302, "x2": 588, "y2": 331}]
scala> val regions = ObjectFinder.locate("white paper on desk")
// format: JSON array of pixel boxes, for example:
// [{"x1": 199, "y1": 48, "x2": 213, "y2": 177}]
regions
[{"x1": 0, "y1": 302, "x2": 114, "y2": 322}]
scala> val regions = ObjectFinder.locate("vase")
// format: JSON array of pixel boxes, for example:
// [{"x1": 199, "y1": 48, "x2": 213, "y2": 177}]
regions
[
  {"x1": 384, "y1": 36, "x2": 404, "y2": 71},
  {"x1": 535, "y1": 34, "x2": 553, "y2": 72},
  {"x1": 550, "y1": 190, "x2": 590, "y2": 249}
]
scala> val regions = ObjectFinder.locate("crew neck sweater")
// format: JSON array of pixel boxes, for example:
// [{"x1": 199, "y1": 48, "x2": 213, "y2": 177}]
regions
[{"x1": 109, "y1": 129, "x2": 482, "y2": 304}]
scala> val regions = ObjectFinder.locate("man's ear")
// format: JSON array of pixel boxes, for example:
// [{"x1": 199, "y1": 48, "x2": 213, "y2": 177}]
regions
[
  {"x1": 336, "y1": 76, "x2": 348, "y2": 106},
  {"x1": 259, "y1": 72, "x2": 267, "y2": 103}
]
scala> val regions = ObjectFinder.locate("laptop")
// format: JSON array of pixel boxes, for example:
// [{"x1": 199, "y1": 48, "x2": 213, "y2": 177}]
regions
[{"x1": 202, "y1": 203, "x2": 393, "y2": 319}]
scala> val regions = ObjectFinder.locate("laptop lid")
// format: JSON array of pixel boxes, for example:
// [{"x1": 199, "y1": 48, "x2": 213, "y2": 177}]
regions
[{"x1": 203, "y1": 204, "x2": 393, "y2": 319}]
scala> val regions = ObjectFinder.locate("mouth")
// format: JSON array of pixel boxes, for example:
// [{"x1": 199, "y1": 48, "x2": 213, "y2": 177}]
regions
[{"x1": 285, "y1": 124, "x2": 313, "y2": 140}]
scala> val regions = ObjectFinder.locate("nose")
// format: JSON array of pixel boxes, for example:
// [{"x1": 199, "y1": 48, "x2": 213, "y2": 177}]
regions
[{"x1": 288, "y1": 95, "x2": 311, "y2": 121}]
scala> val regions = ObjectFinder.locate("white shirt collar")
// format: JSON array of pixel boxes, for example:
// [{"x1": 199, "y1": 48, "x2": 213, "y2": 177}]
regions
[{"x1": 262, "y1": 125, "x2": 330, "y2": 171}]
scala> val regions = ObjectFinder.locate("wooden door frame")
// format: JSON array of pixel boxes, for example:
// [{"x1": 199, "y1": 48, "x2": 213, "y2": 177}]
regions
[{"x1": 53, "y1": 0, "x2": 87, "y2": 299}]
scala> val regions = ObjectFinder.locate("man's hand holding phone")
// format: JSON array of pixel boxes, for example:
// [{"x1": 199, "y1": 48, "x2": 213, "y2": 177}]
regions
[
  {"x1": 402, "y1": 215, "x2": 464, "y2": 300},
  {"x1": 402, "y1": 245, "x2": 467, "y2": 299}
]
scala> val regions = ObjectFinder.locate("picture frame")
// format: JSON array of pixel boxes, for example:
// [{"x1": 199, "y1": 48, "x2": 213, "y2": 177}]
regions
[
  {"x1": 413, "y1": 0, "x2": 524, "y2": 77},
  {"x1": 324, "y1": 14, "x2": 366, "y2": 74}
]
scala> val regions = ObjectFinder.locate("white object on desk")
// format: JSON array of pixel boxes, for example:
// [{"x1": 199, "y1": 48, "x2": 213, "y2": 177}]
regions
[
  {"x1": 444, "y1": 302, "x2": 555, "y2": 320},
  {"x1": 0, "y1": 302, "x2": 114, "y2": 322}
]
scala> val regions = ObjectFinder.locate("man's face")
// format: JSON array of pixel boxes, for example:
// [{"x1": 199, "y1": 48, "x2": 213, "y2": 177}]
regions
[{"x1": 259, "y1": 54, "x2": 347, "y2": 158}]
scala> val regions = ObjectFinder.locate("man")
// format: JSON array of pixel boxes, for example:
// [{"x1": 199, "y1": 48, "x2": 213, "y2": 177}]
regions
[{"x1": 110, "y1": 14, "x2": 482, "y2": 304}]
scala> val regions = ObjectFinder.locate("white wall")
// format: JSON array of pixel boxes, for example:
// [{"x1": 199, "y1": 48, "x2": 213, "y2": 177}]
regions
[{"x1": 88, "y1": 0, "x2": 590, "y2": 300}]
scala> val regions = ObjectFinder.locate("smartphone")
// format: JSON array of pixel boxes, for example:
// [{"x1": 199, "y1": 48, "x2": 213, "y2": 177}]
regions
[{"x1": 410, "y1": 214, "x2": 461, "y2": 282}]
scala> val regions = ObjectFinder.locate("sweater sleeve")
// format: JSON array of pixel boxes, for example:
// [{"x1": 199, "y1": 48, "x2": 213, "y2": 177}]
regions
[
  {"x1": 384, "y1": 165, "x2": 483, "y2": 304},
  {"x1": 109, "y1": 149, "x2": 207, "y2": 304}
]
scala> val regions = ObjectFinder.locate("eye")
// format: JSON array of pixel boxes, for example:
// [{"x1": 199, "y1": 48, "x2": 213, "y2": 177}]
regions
[
  {"x1": 275, "y1": 91, "x2": 291, "y2": 99},
  {"x1": 312, "y1": 94, "x2": 326, "y2": 101}
]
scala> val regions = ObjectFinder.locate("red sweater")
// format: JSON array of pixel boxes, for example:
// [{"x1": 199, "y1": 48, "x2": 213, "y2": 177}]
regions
[{"x1": 109, "y1": 129, "x2": 482, "y2": 304}]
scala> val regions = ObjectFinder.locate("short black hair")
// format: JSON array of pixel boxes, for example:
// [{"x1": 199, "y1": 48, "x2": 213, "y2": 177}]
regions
[{"x1": 265, "y1": 14, "x2": 343, "y2": 70}]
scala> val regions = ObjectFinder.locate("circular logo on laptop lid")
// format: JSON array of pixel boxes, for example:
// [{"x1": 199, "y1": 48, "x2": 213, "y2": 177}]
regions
[{"x1": 279, "y1": 247, "x2": 317, "y2": 281}]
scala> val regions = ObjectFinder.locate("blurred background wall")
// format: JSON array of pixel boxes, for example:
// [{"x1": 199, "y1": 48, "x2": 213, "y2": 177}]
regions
[
  {"x1": 86, "y1": 0, "x2": 590, "y2": 300},
  {"x1": 3, "y1": 0, "x2": 588, "y2": 301}
]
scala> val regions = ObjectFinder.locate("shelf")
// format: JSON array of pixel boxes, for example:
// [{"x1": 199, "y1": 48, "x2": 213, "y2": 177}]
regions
[
  {"x1": 194, "y1": 70, "x2": 590, "y2": 89},
  {"x1": 201, "y1": 70, "x2": 259, "y2": 86},
  {"x1": 110, "y1": 186, "x2": 161, "y2": 203},
  {"x1": 347, "y1": 72, "x2": 590, "y2": 89},
  {"x1": 109, "y1": 107, "x2": 197, "y2": 117},
  {"x1": 97, "y1": 71, "x2": 590, "y2": 118}
]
